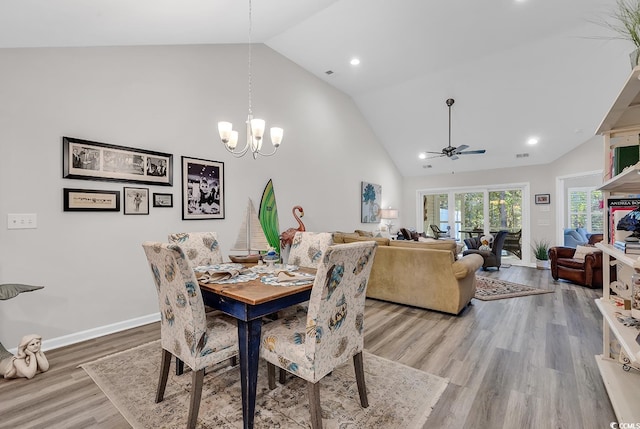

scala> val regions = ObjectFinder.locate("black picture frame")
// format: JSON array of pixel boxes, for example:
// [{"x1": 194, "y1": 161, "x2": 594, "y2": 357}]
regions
[
  {"x1": 153, "y1": 193, "x2": 173, "y2": 208},
  {"x1": 123, "y1": 187, "x2": 149, "y2": 215},
  {"x1": 62, "y1": 136, "x2": 173, "y2": 186},
  {"x1": 181, "y1": 156, "x2": 225, "y2": 220},
  {"x1": 535, "y1": 194, "x2": 551, "y2": 205},
  {"x1": 63, "y1": 188, "x2": 120, "y2": 212}
]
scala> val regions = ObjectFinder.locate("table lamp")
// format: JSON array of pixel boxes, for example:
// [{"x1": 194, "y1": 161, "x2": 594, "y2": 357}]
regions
[{"x1": 379, "y1": 208, "x2": 399, "y2": 234}]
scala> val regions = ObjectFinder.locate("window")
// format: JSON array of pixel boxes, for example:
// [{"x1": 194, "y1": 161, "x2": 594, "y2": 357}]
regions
[{"x1": 568, "y1": 187, "x2": 603, "y2": 232}]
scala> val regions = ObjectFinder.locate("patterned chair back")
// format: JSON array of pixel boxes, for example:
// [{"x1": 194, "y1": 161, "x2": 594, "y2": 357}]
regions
[
  {"x1": 142, "y1": 242, "x2": 209, "y2": 370},
  {"x1": 287, "y1": 232, "x2": 334, "y2": 268},
  {"x1": 303, "y1": 241, "x2": 377, "y2": 379},
  {"x1": 168, "y1": 232, "x2": 223, "y2": 267}
]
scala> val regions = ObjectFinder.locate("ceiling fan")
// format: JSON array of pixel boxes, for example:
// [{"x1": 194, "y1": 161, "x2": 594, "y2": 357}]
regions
[{"x1": 423, "y1": 98, "x2": 486, "y2": 160}]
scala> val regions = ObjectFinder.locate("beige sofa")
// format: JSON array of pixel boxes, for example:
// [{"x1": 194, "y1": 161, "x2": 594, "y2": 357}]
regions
[{"x1": 333, "y1": 232, "x2": 484, "y2": 315}]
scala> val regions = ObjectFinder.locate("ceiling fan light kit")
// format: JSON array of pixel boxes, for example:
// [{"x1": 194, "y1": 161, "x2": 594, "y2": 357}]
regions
[{"x1": 422, "y1": 98, "x2": 486, "y2": 161}]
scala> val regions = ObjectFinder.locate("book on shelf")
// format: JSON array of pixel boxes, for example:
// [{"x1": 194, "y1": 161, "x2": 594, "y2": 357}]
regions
[
  {"x1": 614, "y1": 145, "x2": 640, "y2": 176},
  {"x1": 607, "y1": 197, "x2": 640, "y2": 244}
]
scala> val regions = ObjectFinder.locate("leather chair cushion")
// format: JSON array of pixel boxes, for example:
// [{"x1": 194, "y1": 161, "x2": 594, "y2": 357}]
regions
[{"x1": 556, "y1": 258, "x2": 586, "y2": 269}]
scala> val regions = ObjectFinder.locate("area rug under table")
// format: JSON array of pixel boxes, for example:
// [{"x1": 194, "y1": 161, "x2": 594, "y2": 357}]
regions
[
  {"x1": 474, "y1": 275, "x2": 554, "y2": 301},
  {"x1": 80, "y1": 340, "x2": 448, "y2": 429}
]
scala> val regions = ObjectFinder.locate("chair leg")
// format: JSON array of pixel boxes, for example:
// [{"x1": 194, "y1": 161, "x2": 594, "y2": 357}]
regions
[
  {"x1": 307, "y1": 380, "x2": 323, "y2": 429},
  {"x1": 353, "y1": 352, "x2": 368, "y2": 408},
  {"x1": 156, "y1": 349, "x2": 171, "y2": 403},
  {"x1": 267, "y1": 362, "x2": 276, "y2": 390},
  {"x1": 175, "y1": 356, "x2": 185, "y2": 375},
  {"x1": 187, "y1": 368, "x2": 205, "y2": 429}
]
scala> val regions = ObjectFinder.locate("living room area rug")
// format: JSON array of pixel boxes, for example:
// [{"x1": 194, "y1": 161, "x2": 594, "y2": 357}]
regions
[
  {"x1": 475, "y1": 275, "x2": 554, "y2": 301},
  {"x1": 80, "y1": 340, "x2": 448, "y2": 429}
]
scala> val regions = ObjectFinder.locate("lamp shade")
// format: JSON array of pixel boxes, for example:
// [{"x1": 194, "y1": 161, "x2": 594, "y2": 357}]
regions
[{"x1": 379, "y1": 208, "x2": 398, "y2": 219}]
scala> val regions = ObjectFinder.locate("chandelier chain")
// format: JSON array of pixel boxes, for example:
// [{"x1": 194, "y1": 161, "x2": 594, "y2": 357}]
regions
[{"x1": 247, "y1": 0, "x2": 253, "y2": 115}]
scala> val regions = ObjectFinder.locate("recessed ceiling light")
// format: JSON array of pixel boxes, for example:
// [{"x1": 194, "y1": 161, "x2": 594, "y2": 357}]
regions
[
  {"x1": 350, "y1": 58, "x2": 360, "y2": 66},
  {"x1": 418, "y1": 152, "x2": 427, "y2": 159},
  {"x1": 527, "y1": 137, "x2": 539, "y2": 145}
]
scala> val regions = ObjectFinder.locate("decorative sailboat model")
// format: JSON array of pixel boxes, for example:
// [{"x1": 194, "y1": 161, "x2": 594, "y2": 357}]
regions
[{"x1": 229, "y1": 198, "x2": 272, "y2": 263}]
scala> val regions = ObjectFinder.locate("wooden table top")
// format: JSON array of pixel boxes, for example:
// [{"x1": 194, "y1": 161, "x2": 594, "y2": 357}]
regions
[{"x1": 199, "y1": 267, "x2": 315, "y2": 306}]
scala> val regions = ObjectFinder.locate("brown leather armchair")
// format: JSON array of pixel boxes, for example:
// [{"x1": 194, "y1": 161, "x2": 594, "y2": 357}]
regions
[{"x1": 548, "y1": 245, "x2": 612, "y2": 288}]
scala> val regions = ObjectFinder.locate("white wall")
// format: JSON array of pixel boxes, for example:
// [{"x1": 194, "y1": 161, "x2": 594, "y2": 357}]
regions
[{"x1": 0, "y1": 44, "x2": 403, "y2": 349}]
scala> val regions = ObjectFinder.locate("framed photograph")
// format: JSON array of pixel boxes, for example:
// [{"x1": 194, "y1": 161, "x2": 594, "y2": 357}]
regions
[
  {"x1": 181, "y1": 156, "x2": 224, "y2": 220},
  {"x1": 123, "y1": 187, "x2": 149, "y2": 215},
  {"x1": 153, "y1": 193, "x2": 173, "y2": 208},
  {"x1": 535, "y1": 194, "x2": 551, "y2": 205},
  {"x1": 361, "y1": 181, "x2": 381, "y2": 223},
  {"x1": 63, "y1": 188, "x2": 120, "y2": 212},
  {"x1": 62, "y1": 136, "x2": 173, "y2": 186}
]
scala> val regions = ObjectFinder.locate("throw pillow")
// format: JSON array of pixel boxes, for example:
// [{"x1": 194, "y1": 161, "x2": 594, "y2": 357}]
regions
[
  {"x1": 0, "y1": 284, "x2": 44, "y2": 300},
  {"x1": 355, "y1": 229, "x2": 373, "y2": 237},
  {"x1": 573, "y1": 245, "x2": 598, "y2": 261}
]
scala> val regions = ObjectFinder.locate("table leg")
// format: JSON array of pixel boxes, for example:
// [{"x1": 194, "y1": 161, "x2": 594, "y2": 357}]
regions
[{"x1": 237, "y1": 318, "x2": 262, "y2": 429}]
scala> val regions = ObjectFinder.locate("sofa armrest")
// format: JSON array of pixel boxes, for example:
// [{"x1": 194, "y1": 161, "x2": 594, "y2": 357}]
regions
[
  {"x1": 452, "y1": 254, "x2": 484, "y2": 280},
  {"x1": 549, "y1": 246, "x2": 576, "y2": 259}
]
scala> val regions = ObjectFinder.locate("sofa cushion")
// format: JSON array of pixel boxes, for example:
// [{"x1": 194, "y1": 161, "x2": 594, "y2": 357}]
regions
[
  {"x1": 389, "y1": 239, "x2": 455, "y2": 253},
  {"x1": 573, "y1": 245, "x2": 598, "y2": 261},
  {"x1": 342, "y1": 235, "x2": 390, "y2": 246}
]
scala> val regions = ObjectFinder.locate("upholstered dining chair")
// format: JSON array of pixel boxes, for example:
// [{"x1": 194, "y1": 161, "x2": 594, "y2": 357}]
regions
[
  {"x1": 260, "y1": 241, "x2": 378, "y2": 429},
  {"x1": 141, "y1": 242, "x2": 238, "y2": 429},
  {"x1": 168, "y1": 231, "x2": 223, "y2": 267},
  {"x1": 462, "y1": 230, "x2": 508, "y2": 270},
  {"x1": 287, "y1": 231, "x2": 334, "y2": 268}
]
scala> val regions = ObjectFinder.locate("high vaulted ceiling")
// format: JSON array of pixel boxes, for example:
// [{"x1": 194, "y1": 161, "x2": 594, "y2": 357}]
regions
[{"x1": 0, "y1": 0, "x2": 633, "y2": 176}]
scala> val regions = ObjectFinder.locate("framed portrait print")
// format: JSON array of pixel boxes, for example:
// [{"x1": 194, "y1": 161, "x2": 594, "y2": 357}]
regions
[
  {"x1": 123, "y1": 187, "x2": 149, "y2": 215},
  {"x1": 361, "y1": 181, "x2": 381, "y2": 223},
  {"x1": 535, "y1": 194, "x2": 550, "y2": 205},
  {"x1": 63, "y1": 188, "x2": 120, "y2": 212},
  {"x1": 62, "y1": 136, "x2": 173, "y2": 186},
  {"x1": 153, "y1": 193, "x2": 173, "y2": 208},
  {"x1": 181, "y1": 156, "x2": 225, "y2": 220}
]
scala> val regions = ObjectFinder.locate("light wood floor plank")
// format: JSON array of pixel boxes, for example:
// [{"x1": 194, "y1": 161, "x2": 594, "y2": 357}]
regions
[{"x1": 0, "y1": 266, "x2": 616, "y2": 428}]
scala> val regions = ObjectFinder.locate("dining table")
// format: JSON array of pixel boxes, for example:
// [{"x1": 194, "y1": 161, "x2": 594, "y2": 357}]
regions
[{"x1": 196, "y1": 264, "x2": 315, "y2": 429}]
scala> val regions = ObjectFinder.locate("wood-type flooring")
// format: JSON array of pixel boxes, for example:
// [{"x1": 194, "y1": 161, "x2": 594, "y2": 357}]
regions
[{"x1": 0, "y1": 265, "x2": 618, "y2": 428}]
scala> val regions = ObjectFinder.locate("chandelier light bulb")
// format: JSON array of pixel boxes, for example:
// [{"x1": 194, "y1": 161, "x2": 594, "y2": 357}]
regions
[
  {"x1": 270, "y1": 127, "x2": 283, "y2": 147},
  {"x1": 218, "y1": 121, "x2": 233, "y2": 144}
]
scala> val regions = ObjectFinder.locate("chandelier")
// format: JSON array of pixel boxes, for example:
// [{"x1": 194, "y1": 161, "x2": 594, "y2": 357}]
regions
[{"x1": 217, "y1": 0, "x2": 283, "y2": 159}]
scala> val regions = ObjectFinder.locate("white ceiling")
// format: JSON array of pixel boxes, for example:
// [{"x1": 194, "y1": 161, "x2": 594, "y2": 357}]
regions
[{"x1": 0, "y1": 0, "x2": 632, "y2": 176}]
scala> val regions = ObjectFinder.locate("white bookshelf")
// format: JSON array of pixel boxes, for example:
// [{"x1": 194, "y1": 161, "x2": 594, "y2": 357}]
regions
[{"x1": 597, "y1": 66, "x2": 640, "y2": 423}]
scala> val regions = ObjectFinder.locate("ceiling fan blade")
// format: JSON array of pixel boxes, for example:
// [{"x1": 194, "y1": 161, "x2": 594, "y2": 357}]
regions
[
  {"x1": 457, "y1": 149, "x2": 486, "y2": 155},
  {"x1": 450, "y1": 155, "x2": 459, "y2": 160},
  {"x1": 426, "y1": 153, "x2": 446, "y2": 159},
  {"x1": 455, "y1": 144, "x2": 469, "y2": 152},
  {"x1": 424, "y1": 151, "x2": 445, "y2": 154}
]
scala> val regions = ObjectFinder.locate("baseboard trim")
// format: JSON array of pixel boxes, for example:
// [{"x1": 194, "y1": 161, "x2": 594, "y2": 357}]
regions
[{"x1": 8, "y1": 312, "x2": 161, "y2": 354}]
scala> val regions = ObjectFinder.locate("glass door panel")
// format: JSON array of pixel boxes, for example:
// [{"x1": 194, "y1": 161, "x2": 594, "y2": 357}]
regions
[
  {"x1": 454, "y1": 192, "x2": 484, "y2": 241},
  {"x1": 423, "y1": 193, "x2": 448, "y2": 237}
]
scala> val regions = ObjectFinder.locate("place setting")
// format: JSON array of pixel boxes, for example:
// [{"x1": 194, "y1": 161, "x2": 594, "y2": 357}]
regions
[{"x1": 194, "y1": 262, "x2": 314, "y2": 286}]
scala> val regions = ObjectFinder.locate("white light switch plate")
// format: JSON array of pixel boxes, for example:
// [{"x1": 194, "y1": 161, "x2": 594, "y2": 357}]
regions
[{"x1": 7, "y1": 213, "x2": 37, "y2": 229}]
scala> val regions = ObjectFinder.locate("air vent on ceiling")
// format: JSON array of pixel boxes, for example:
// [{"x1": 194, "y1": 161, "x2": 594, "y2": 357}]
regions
[
  {"x1": 423, "y1": 164, "x2": 433, "y2": 169},
  {"x1": 516, "y1": 153, "x2": 530, "y2": 158},
  {"x1": 325, "y1": 70, "x2": 334, "y2": 75}
]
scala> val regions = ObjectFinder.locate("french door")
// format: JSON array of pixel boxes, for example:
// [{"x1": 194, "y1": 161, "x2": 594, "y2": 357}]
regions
[{"x1": 419, "y1": 184, "x2": 529, "y2": 263}]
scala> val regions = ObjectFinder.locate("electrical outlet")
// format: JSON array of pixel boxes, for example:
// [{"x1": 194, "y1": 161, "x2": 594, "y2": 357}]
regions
[{"x1": 7, "y1": 213, "x2": 37, "y2": 229}]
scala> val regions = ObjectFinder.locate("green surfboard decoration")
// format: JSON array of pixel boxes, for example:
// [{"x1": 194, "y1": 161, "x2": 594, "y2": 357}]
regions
[{"x1": 259, "y1": 179, "x2": 280, "y2": 255}]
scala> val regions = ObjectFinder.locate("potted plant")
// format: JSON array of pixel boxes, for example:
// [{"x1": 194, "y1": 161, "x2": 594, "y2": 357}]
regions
[
  {"x1": 598, "y1": 0, "x2": 640, "y2": 67},
  {"x1": 532, "y1": 240, "x2": 551, "y2": 270}
]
